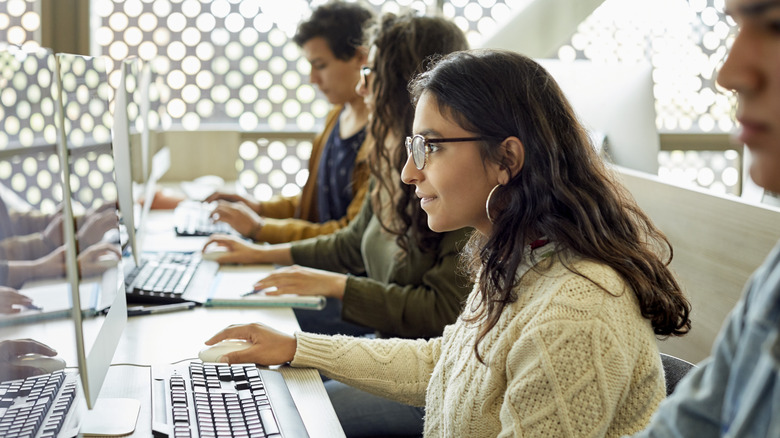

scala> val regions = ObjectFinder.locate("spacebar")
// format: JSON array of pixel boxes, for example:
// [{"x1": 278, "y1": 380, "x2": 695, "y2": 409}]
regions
[
  {"x1": 259, "y1": 408, "x2": 280, "y2": 436},
  {"x1": 151, "y1": 377, "x2": 174, "y2": 437}
]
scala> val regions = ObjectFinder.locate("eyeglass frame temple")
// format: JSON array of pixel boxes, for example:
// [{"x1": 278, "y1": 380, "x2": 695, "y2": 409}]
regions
[{"x1": 405, "y1": 135, "x2": 489, "y2": 169}]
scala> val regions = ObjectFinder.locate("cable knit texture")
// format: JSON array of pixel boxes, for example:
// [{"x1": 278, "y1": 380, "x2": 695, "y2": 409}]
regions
[{"x1": 292, "y1": 255, "x2": 665, "y2": 437}]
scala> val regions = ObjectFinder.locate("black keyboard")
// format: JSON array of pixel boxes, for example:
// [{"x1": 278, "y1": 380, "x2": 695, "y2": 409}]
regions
[
  {"x1": 0, "y1": 370, "x2": 80, "y2": 438},
  {"x1": 152, "y1": 362, "x2": 308, "y2": 438},
  {"x1": 125, "y1": 252, "x2": 200, "y2": 303}
]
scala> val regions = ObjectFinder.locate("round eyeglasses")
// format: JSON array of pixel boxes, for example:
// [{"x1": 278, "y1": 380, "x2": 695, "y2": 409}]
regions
[{"x1": 404, "y1": 134, "x2": 488, "y2": 170}]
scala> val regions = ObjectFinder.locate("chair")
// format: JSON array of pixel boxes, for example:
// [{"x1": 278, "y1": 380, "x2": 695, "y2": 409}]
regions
[{"x1": 660, "y1": 353, "x2": 695, "y2": 396}]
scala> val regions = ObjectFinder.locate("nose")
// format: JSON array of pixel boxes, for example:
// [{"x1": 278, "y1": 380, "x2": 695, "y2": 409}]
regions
[
  {"x1": 309, "y1": 70, "x2": 320, "y2": 86},
  {"x1": 401, "y1": 150, "x2": 421, "y2": 186},
  {"x1": 716, "y1": 27, "x2": 761, "y2": 96}
]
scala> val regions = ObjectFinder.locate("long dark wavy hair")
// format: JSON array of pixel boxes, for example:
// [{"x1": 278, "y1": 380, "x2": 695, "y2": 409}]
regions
[
  {"x1": 366, "y1": 13, "x2": 468, "y2": 254},
  {"x1": 409, "y1": 50, "x2": 691, "y2": 362}
]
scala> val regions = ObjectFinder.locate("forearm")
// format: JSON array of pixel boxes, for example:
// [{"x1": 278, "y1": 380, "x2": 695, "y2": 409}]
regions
[
  {"x1": 255, "y1": 217, "x2": 350, "y2": 244},
  {"x1": 341, "y1": 274, "x2": 469, "y2": 338},
  {"x1": 5, "y1": 259, "x2": 64, "y2": 288},
  {"x1": 291, "y1": 332, "x2": 437, "y2": 407},
  {"x1": 0, "y1": 233, "x2": 56, "y2": 261},
  {"x1": 257, "y1": 196, "x2": 299, "y2": 219},
  {"x1": 9, "y1": 211, "x2": 52, "y2": 235},
  {"x1": 256, "y1": 244, "x2": 295, "y2": 266},
  {"x1": 5, "y1": 262, "x2": 33, "y2": 288}
]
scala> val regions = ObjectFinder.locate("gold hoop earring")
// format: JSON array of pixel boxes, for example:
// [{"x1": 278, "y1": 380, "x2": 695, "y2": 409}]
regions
[{"x1": 486, "y1": 184, "x2": 502, "y2": 224}]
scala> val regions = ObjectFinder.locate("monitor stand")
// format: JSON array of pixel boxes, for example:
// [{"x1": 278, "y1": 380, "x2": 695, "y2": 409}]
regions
[{"x1": 81, "y1": 398, "x2": 141, "y2": 436}]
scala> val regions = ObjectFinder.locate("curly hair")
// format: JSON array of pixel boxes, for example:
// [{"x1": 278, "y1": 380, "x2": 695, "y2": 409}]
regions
[
  {"x1": 365, "y1": 13, "x2": 468, "y2": 254},
  {"x1": 293, "y1": 1, "x2": 374, "y2": 60},
  {"x1": 409, "y1": 50, "x2": 691, "y2": 362}
]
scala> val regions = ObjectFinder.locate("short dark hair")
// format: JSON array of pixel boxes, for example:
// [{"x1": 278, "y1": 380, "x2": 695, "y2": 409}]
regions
[{"x1": 293, "y1": 1, "x2": 374, "y2": 61}]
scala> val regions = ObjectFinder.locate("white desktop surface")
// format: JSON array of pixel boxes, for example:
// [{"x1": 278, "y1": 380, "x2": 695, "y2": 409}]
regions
[{"x1": 0, "y1": 209, "x2": 345, "y2": 437}]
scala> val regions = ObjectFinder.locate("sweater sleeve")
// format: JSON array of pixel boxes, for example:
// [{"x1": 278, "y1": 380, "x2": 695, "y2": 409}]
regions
[
  {"x1": 0, "y1": 233, "x2": 53, "y2": 261},
  {"x1": 253, "y1": 162, "x2": 370, "y2": 244},
  {"x1": 292, "y1": 189, "x2": 472, "y2": 338},
  {"x1": 291, "y1": 332, "x2": 442, "y2": 407},
  {"x1": 339, "y1": 229, "x2": 471, "y2": 339},
  {"x1": 499, "y1": 317, "x2": 635, "y2": 437},
  {"x1": 257, "y1": 195, "x2": 300, "y2": 220},
  {"x1": 289, "y1": 192, "x2": 372, "y2": 274},
  {"x1": 8, "y1": 210, "x2": 52, "y2": 235}
]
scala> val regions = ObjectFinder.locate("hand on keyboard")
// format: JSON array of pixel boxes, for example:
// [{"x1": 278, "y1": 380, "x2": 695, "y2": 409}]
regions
[
  {"x1": 201, "y1": 235, "x2": 271, "y2": 265},
  {"x1": 253, "y1": 265, "x2": 347, "y2": 299},
  {"x1": 210, "y1": 201, "x2": 265, "y2": 240},
  {"x1": 203, "y1": 191, "x2": 261, "y2": 213}
]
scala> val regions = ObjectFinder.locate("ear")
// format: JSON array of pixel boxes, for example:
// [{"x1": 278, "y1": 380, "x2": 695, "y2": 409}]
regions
[
  {"x1": 354, "y1": 46, "x2": 369, "y2": 64},
  {"x1": 497, "y1": 136, "x2": 525, "y2": 184}
]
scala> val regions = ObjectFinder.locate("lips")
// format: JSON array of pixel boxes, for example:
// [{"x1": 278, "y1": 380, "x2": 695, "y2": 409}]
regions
[
  {"x1": 415, "y1": 191, "x2": 437, "y2": 206},
  {"x1": 737, "y1": 117, "x2": 770, "y2": 148}
]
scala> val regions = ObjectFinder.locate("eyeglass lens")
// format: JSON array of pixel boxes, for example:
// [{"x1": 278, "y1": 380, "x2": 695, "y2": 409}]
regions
[{"x1": 411, "y1": 136, "x2": 426, "y2": 169}]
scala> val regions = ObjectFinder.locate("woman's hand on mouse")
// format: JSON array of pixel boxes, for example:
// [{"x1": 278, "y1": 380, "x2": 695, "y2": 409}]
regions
[
  {"x1": 206, "y1": 323, "x2": 297, "y2": 366},
  {"x1": 254, "y1": 265, "x2": 347, "y2": 299},
  {"x1": 0, "y1": 339, "x2": 57, "y2": 381}
]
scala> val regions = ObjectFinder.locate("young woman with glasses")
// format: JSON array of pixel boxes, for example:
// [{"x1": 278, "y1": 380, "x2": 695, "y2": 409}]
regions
[
  {"x1": 203, "y1": 14, "x2": 470, "y2": 436},
  {"x1": 204, "y1": 50, "x2": 692, "y2": 437}
]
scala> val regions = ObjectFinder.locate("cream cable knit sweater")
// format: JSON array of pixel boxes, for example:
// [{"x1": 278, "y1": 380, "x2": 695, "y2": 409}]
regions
[{"x1": 292, "y1": 256, "x2": 666, "y2": 437}]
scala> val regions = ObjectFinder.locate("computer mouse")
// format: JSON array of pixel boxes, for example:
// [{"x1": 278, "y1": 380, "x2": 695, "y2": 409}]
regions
[
  {"x1": 92, "y1": 254, "x2": 120, "y2": 269},
  {"x1": 10, "y1": 354, "x2": 67, "y2": 374},
  {"x1": 200, "y1": 248, "x2": 227, "y2": 262},
  {"x1": 198, "y1": 339, "x2": 253, "y2": 363}
]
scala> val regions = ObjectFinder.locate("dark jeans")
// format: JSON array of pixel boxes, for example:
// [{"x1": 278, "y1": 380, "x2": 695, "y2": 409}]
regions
[{"x1": 325, "y1": 379, "x2": 425, "y2": 437}]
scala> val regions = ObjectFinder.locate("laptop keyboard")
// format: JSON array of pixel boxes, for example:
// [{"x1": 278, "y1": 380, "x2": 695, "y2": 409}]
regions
[
  {"x1": 0, "y1": 370, "x2": 79, "y2": 438},
  {"x1": 125, "y1": 252, "x2": 200, "y2": 303},
  {"x1": 152, "y1": 362, "x2": 308, "y2": 438}
]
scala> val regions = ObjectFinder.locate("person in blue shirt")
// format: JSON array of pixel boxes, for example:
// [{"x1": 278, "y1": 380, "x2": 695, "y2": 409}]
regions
[
  {"x1": 206, "y1": 1, "x2": 374, "y2": 244},
  {"x1": 631, "y1": 0, "x2": 780, "y2": 436}
]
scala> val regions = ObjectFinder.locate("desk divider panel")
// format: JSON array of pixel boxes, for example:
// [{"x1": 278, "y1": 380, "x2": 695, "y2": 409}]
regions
[{"x1": 617, "y1": 166, "x2": 780, "y2": 363}]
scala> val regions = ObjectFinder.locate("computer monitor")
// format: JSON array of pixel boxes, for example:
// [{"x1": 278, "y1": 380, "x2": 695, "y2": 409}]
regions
[
  {"x1": 535, "y1": 59, "x2": 660, "y2": 174},
  {"x1": 0, "y1": 45, "x2": 73, "y2": 324},
  {"x1": 476, "y1": 0, "x2": 604, "y2": 58},
  {"x1": 113, "y1": 56, "x2": 173, "y2": 266},
  {"x1": 113, "y1": 57, "x2": 143, "y2": 268},
  {"x1": 54, "y1": 52, "x2": 139, "y2": 434},
  {"x1": 0, "y1": 45, "x2": 138, "y2": 434}
]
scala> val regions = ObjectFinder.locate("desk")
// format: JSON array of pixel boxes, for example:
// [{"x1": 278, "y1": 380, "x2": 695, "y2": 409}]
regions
[{"x1": 0, "y1": 210, "x2": 345, "y2": 437}]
